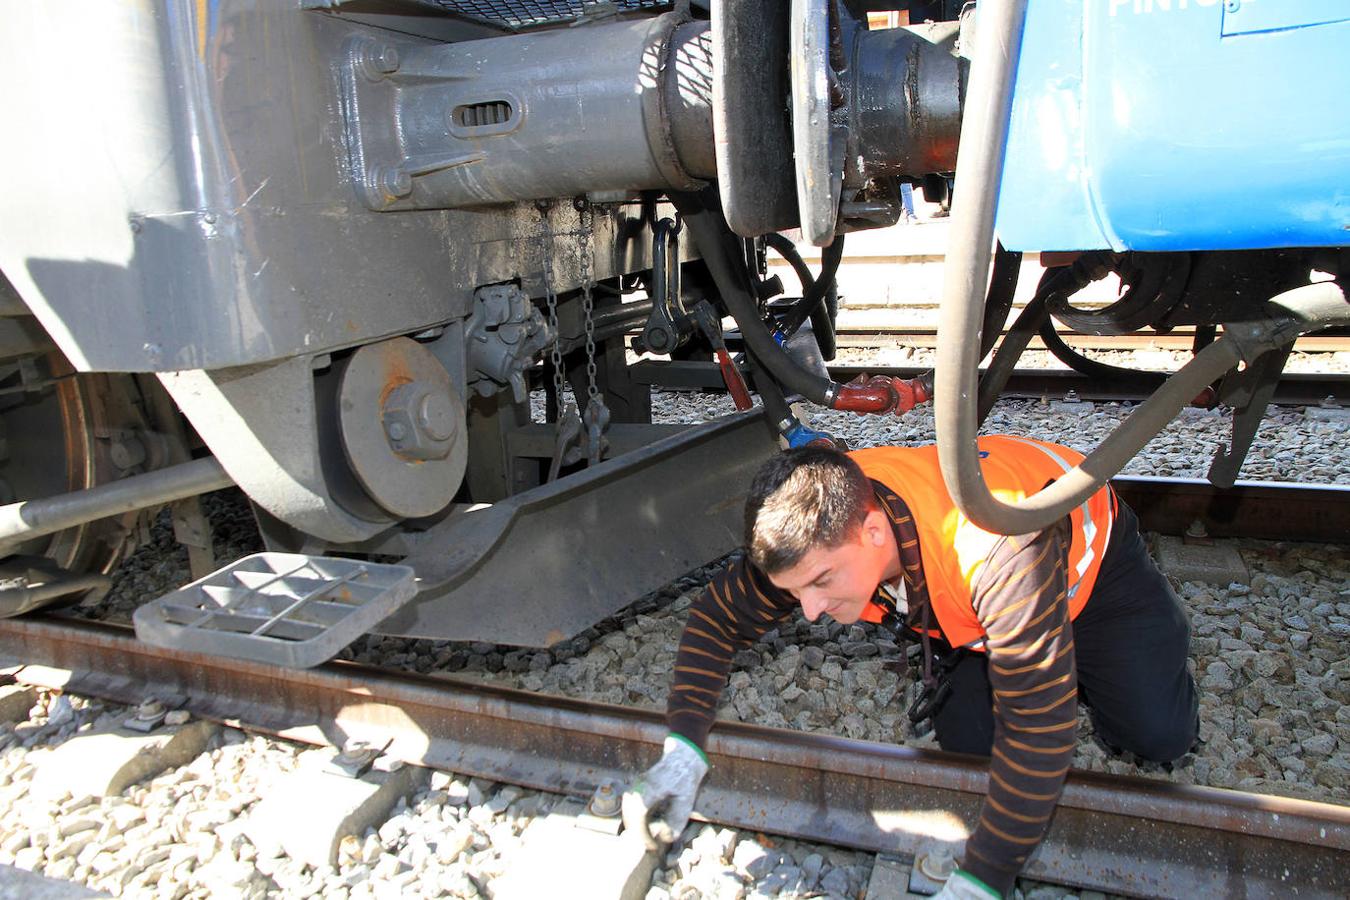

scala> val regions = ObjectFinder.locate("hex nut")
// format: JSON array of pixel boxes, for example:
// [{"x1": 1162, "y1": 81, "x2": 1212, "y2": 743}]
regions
[
  {"x1": 358, "y1": 41, "x2": 401, "y2": 80},
  {"x1": 382, "y1": 383, "x2": 460, "y2": 462}
]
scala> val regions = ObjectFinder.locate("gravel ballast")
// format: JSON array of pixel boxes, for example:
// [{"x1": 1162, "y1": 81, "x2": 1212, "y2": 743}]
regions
[{"x1": 0, "y1": 692, "x2": 887, "y2": 899}]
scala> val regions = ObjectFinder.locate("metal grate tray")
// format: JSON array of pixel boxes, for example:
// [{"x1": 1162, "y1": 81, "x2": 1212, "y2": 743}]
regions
[{"x1": 133, "y1": 553, "x2": 417, "y2": 669}]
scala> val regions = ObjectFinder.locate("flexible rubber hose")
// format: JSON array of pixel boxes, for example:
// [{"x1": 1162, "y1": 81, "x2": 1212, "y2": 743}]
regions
[
  {"x1": 979, "y1": 244, "x2": 1022, "y2": 362},
  {"x1": 781, "y1": 236, "x2": 844, "y2": 337},
  {"x1": 671, "y1": 191, "x2": 837, "y2": 407},
  {"x1": 1038, "y1": 318, "x2": 1166, "y2": 389},
  {"x1": 763, "y1": 233, "x2": 814, "y2": 296},
  {"x1": 976, "y1": 290, "x2": 1049, "y2": 426},
  {"x1": 748, "y1": 353, "x2": 794, "y2": 431},
  {"x1": 763, "y1": 233, "x2": 840, "y2": 360},
  {"x1": 806, "y1": 255, "x2": 840, "y2": 361}
]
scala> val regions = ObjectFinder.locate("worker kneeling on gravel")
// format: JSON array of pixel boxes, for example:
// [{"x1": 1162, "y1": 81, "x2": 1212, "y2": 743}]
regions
[{"x1": 623, "y1": 436, "x2": 1198, "y2": 898}]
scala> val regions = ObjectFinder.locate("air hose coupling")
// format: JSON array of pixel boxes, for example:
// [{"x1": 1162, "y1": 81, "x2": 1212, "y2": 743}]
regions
[
  {"x1": 831, "y1": 372, "x2": 934, "y2": 415},
  {"x1": 780, "y1": 419, "x2": 846, "y2": 450}
]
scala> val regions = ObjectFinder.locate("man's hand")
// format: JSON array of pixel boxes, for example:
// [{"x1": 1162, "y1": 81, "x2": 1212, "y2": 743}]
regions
[
  {"x1": 934, "y1": 870, "x2": 1001, "y2": 899},
  {"x1": 621, "y1": 734, "x2": 709, "y2": 849}
]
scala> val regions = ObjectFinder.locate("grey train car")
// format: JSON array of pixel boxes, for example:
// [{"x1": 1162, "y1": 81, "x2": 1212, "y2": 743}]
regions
[{"x1": 0, "y1": 0, "x2": 1344, "y2": 665}]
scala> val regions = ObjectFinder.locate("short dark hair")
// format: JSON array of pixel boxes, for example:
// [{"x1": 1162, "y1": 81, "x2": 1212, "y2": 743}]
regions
[{"x1": 743, "y1": 446, "x2": 875, "y2": 573}]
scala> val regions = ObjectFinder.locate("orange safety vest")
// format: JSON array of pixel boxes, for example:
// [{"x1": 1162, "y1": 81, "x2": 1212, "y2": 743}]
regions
[{"x1": 851, "y1": 436, "x2": 1116, "y2": 650}]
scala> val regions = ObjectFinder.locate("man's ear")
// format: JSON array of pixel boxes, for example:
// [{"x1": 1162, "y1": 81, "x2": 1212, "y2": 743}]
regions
[{"x1": 861, "y1": 507, "x2": 889, "y2": 546}]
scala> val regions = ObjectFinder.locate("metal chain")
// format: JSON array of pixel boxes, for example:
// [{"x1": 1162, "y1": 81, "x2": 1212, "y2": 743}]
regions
[
  {"x1": 538, "y1": 204, "x2": 567, "y2": 423},
  {"x1": 576, "y1": 203, "x2": 600, "y2": 402}
]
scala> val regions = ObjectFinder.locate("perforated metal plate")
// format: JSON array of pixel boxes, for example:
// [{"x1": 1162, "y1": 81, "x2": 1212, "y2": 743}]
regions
[
  {"x1": 133, "y1": 553, "x2": 418, "y2": 669},
  {"x1": 420, "y1": 0, "x2": 671, "y2": 29}
]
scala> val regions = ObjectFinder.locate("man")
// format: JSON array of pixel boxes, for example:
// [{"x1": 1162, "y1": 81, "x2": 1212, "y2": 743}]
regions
[{"x1": 622, "y1": 437, "x2": 1197, "y2": 898}]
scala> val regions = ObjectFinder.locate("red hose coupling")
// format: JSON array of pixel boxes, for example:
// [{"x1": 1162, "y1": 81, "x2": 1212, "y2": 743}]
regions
[{"x1": 833, "y1": 375, "x2": 933, "y2": 415}]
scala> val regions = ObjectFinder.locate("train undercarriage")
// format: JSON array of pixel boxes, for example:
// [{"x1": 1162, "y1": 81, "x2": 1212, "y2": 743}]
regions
[{"x1": 0, "y1": 1, "x2": 1345, "y2": 662}]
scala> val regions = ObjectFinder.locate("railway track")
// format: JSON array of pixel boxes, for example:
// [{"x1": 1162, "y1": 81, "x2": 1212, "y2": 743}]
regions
[
  {"x1": 829, "y1": 366, "x2": 1350, "y2": 408},
  {"x1": 2, "y1": 614, "x2": 1348, "y2": 898},
  {"x1": 829, "y1": 327, "x2": 1350, "y2": 354},
  {"x1": 632, "y1": 360, "x2": 1350, "y2": 407}
]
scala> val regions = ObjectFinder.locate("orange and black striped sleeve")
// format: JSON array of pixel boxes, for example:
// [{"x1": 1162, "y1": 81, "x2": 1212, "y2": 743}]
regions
[
  {"x1": 962, "y1": 517, "x2": 1078, "y2": 896},
  {"x1": 666, "y1": 556, "x2": 799, "y2": 748}
]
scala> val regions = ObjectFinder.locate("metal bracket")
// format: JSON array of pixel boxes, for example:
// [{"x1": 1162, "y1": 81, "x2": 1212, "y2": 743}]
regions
[
  {"x1": 338, "y1": 36, "x2": 487, "y2": 211},
  {"x1": 639, "y1": 218, "x2": 692, "y2": 355},
  {"x1": 171, "y1": 497, "x2": 217, "y2": 582},
  {"x1": 1208, "y1": 344, "x2": 1293, "y2": 489}
]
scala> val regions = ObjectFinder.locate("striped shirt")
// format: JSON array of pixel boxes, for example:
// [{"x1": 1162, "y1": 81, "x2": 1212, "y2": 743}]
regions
[{"x1": 666, "y1": 479, "x2": 1082, "y2": 895}]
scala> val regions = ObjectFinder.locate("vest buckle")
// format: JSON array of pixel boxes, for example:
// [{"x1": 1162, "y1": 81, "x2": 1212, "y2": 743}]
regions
[{"x1": 906, "y1": 644, "x2": 966, "y2": 724}]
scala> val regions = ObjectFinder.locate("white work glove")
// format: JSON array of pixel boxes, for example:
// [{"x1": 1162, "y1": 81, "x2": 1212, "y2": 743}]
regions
[
  {"x1": 934, "y1": 870, "x2": 1001, "y2": 900},
  {"x1": 621, "y1": 733, "x2": 709, "y2": 849}
]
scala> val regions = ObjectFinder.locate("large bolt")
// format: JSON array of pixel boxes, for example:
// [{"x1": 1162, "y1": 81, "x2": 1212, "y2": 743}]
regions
[
  {"x1": 109, "y1": 435, "x2": 148, "y2": 471},
  {"x1": 917, "y1": 847, "x2": 956, "y2": 881},
  {"x1": 416, "y1": 393, "x2": 455, "y2": 442},
  {"x1": 588, "y1": 781, "x2": 622, "y2": 818},
  {"x1": 372, "y1": 166, "x2": 413, "y2": 202},
  {"x1": 382, "y1": 383, "x2": 458, "y2": 461},
  {"x1": 358, "y1": 42, "x2": 401, "y2": 80}
]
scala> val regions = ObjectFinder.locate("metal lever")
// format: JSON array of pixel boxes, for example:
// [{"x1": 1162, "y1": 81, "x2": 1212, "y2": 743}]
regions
[
  {"x1": 690, "y1": 301, "x2": 753, "y2": 410},
  {"x1": 582, "y1": 396, "x2": 611, "y2": 468},
  {"x1": 547, "y1": 404, "x2": 584, "y2": 483},
  {"x1": 640, "y1": 218, "x2": 692, "y2": 355},
  {"x1": 1208, "y1": 344, "x2": 1293, "y2": 489}
]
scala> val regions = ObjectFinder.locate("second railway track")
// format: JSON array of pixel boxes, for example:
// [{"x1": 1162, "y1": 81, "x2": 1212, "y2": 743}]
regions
[{"x1": 632, "y1": 361, "x2": 1350, "y2": 408}]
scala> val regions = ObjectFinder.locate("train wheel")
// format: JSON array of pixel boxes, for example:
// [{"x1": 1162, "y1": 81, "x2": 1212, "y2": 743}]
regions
[{"x1": 0, "y1": 354, "x2": 147, "y2": 614}]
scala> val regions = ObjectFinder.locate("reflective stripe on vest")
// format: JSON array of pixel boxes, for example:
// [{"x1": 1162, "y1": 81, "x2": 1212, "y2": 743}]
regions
[{"x1": 997, "y1": 436, "x2": 1112, "y2": 600}]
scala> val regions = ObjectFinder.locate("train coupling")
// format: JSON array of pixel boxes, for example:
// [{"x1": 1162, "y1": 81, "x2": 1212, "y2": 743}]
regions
[{"x1": 833, "y1": 373, "x2": 934, "y2": 416}]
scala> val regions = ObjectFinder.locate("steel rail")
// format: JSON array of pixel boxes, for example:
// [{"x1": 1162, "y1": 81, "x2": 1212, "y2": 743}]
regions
[
  {"x1": 2, "y1": 617, "x2": 1347, "y2": 898},
  {"x1": 824, "y1": 365, "x2": 1350, "y2": 407},
  {"x1": 628, "y1": 359, "x2": 1350, "y2": 407},
  {"x1": 830, "y1": 327, "x2": 1350, "y2": 353},
  {"x1": 1112, "y1": 477, "x2": 1350, "y2": 543}
]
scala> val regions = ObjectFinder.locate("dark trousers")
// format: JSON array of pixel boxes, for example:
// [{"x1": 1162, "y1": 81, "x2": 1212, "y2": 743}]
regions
[{"x1": 931, "y1": 502, "x2": 1199, "y2": 762}]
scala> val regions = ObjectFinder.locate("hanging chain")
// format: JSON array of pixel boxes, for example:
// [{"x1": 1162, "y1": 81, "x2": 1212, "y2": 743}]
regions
[
  {"x1": 577, "y1": 202, "x2": 600, "y2": 403},
  {"x1": 538, "y1": 203, "x2": 568, "y2": 423},
  {"x1": 575, "y1": 200, "x2": 609, "y2": 467}
]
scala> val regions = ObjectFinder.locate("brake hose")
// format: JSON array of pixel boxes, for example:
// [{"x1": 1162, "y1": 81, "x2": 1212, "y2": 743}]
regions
[{"x1": 672, "y1": 190, "x2": 930, "y2": 417}]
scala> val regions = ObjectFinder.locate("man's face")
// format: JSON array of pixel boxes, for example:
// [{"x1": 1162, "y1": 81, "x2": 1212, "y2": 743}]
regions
[{"x1": 766, "y1": 508, "x2": 894, "y2": 624}]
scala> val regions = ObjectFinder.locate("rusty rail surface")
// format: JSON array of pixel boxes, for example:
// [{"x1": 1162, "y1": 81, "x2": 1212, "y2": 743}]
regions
[
  {"x1": 629, "y1": 360, "x2": 1350, "y2": 407},
  {"x1": 2, "y1": 617, "x2": 1347, "y2": 898},
  {"x1": 830, "y1": 328, "x2": 1350, "y2": 354},
  {"x1": 828, "y1": 365, "x2": 1350, "y2": 407},
  {"x1": 1113, "y1": 477, "x2": 1350, "y2": 543}
]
